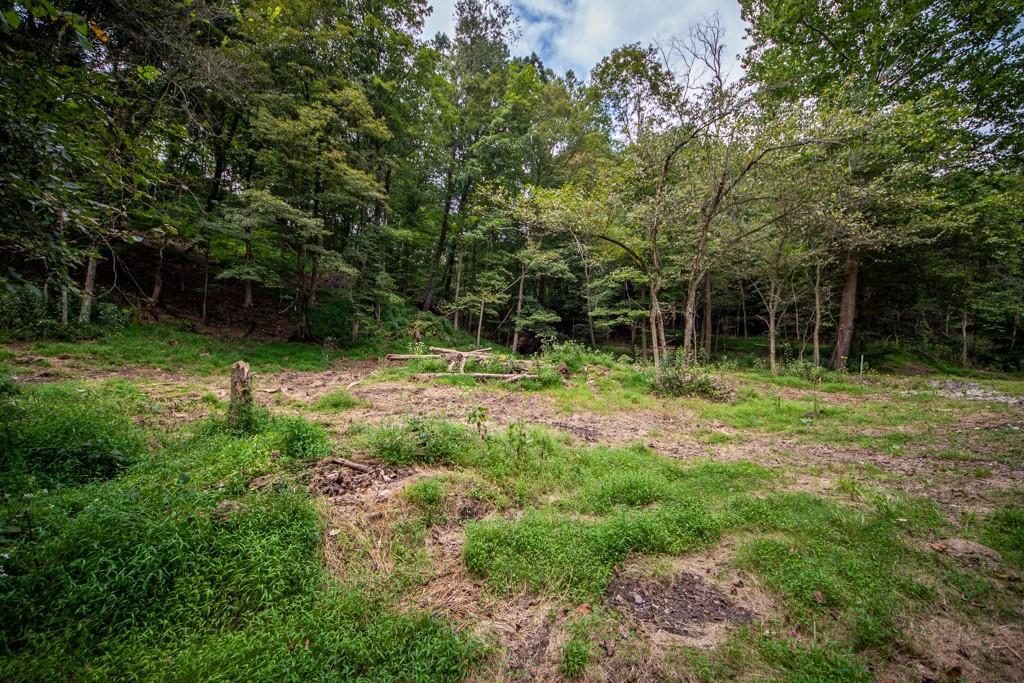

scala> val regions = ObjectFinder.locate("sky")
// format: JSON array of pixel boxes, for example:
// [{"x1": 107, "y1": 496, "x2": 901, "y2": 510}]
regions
[{"x1": 420, "y1": 0, "x2": 750, "y2": 80}]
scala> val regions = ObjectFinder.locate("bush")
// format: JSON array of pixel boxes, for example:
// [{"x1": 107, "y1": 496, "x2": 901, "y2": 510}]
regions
[
  {"x1": 0, "y1": 386, "x2": 147, "y2": 491},
  {"x1": 651, "y1": 357, "x2": 729, "y2": 400},
  {"x1": 541, "y1": 339, "x2": 614, "y2": 373}
]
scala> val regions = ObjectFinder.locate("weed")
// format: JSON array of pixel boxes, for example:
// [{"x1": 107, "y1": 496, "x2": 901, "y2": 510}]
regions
[{"x1": 559, "y1": 633, "x2": 591, "y2": 679}]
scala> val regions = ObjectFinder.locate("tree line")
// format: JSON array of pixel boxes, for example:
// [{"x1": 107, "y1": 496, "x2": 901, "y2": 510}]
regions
[{"x1": 1, "y1": 0, "x2": 1022, "y2": 371}]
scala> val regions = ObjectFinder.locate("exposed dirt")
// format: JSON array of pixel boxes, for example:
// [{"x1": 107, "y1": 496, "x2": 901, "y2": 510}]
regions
[
  {"x1": 927, "y1": 379, "x2": 1024, "y2": 405},
  {"x1": 304, "y1": 458, "x2": 411, "y2": 499},
  {"x1": 607, "y1": 571, "x2": 753, "y2": 636}
]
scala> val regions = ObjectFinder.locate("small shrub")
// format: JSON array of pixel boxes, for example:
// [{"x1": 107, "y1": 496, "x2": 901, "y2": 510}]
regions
[
  {"x1": 652, "y1": 358, "x2": 729, "y2": 400},
  {"x1": 541, "y1": 339, "x2": 613, "y2": 373}
]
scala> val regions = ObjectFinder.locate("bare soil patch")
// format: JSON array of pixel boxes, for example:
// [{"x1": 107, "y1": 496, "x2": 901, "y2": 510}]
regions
[{"x1": 607, "y1": 571, "x2": 752, "y2": 637}]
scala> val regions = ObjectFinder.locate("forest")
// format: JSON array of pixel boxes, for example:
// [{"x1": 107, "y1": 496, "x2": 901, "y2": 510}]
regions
[
  {"x1": 2, "y1": 1, "x2": 1024, "y2": 681},
  {"x1": 2, "y1": 0, "x2": 1022, "y2": 369}
]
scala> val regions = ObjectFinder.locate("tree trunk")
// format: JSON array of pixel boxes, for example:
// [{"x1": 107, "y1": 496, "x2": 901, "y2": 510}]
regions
[
  {"x1": 422, "y1": 166, "x2": 455, "y2": 311},
  {"x1": 768, "y1": 301, "x2": 778, "y2": 376},
  {"x1": 61, "y1": 287, "x2": 69, "y2": 325},
  {"x1": 741, "y1": 282, "x2": 748, "y2": 339},
  {"x1": 511, "y1": 268, "x2": 526, "y2": 354},
  {"x1": 649, "y1": 282, "x2": 662, "y2": 375},
  {"x1": 453, "y1": 256, "x2": 462, "y2": 331},
  {"x1": 830, "y1": 251, "x2": 859, "y2": 370},
  {"x1": 150, "y1": 238, "x2": 165, "y2": 306},
  {"x1": 78, "y1": 253, "x2": 98, "y2": 324},
  {"x1": 243, "y1": 226, "x2": 254, "y2": 315},
  {"x1": 682, "y1": 275, "x2": 700, "y2": 360},
  {"x1": 813, "y1": 261, "x2": 822, "y2": 368},
  {"x1": 702, "y1": 274, "x2": 712, "y2": 357},
  {"x1": 202, "y1": 246, "x2": 211, "y2": 324},
  {"x1": 961, "y1": 308, "x2": 969, "y2": 367},
  {"x1": 228, "y1": 360, "x2": 252, "y2": 427},
  {"x1": 476, "y1": 298, "x2": 485, "y2": 346}
]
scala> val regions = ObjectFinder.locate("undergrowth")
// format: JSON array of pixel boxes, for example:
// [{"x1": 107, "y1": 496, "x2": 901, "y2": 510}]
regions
[{"x1": 0, "y1": 386, "x2": 480, "y2": 681}]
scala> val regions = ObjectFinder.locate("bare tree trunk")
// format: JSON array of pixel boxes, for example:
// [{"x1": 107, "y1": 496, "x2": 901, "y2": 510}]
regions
[
  {"x1": 641, "y1": 318, "x2": 648, "y2": 361},
  {"x1": 768, "y1": 301, "x2": 778, "y2": 375},
  {"x1": 741, "y1": 282, "x2": 748, "y2": 339},
  {"x1": 243, "y1": 226, "x2": 254, "y2": 314},
  {"x1": 476, "y1": 298, "x2": 485, "y2": 346},
  {"x1": 511, "y1": 268, "x2": 526, "y2": 354},
  {"x1": 830, "y1": 251, "x2": 859, "y2": 370},
  {"x1": 78, "y1": 253, "x2": 98, "y2": 324},
  {"x1": 702, "y1": 274, "x2": 712, "y2": 356},
  {"x1": 202, "y1": 247, "x2": 211, "y2": 324},
  {"x1": 453, "y1": 256, "x2": 462, "y2": 331},
  {"x1": 61, "y1": 288, "x2": 69, "y2": 325},
  {"x1": 649, "y1": 282, "x2": 662, "y2": 375},
  {"x1": 150, "y1": 238, "x2": 166, "y2": 306},
  {"x1": 423, "y1": 166, "x2": 455, "y2": 311},
  {"x1": 961, "y1": 308, "x2": 969, "y2": 367},
  {"x1": 813, "y1": 261, "x2": 822, "y2": 368},
  {"x1": 682, "y1": 275, "x2": 700, "y2": 360}
]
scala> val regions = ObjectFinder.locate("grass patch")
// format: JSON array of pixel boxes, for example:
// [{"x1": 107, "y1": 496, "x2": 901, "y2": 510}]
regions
[
  {"x1": 25, "y1": 324, "x2": 338, "y2": 374},
  {"x1": 0, "y1": 389, "x2": 480, "y2": 680},
  {"x1": 0, "y1": 384, "x2": 149, "y2": 493},
  {"x1": 982, "y1": 505, "x2": 1024, "y2": 568},
  {"x1": 312, "y1": 389, "x2": 365, "y2": 412}
]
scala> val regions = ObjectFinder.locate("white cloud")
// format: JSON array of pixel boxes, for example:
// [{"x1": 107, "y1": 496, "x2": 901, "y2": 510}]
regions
[{"x1": 420, "y1": 0, "x2": 749, "y2": 79}]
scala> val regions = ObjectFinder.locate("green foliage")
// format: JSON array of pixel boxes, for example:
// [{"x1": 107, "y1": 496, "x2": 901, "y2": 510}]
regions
[
  {"x1": 652, "y1": 359, "x2": 729, "y2": 400},
  {"x1": 361, "y1": 417, "x2": 475, "y2": 466},
  {"x1": 463, "y1": 501, "x2": 721, "y2": 599},
  {"x1": 312, "y1": 389, "x2": 364, "y2": 413},
  {"x1": 0, "y1": 385, "x2": 147, "y2": 492},
  {"x1": 541, "y1": 339, "x2": 615, "y2": 372},
  {"x1": 559, "y1": 634, "x2": 591, "y2": 679},
  {"x1": 0, "y1": 390, "x2": 480, "y2": 680}
]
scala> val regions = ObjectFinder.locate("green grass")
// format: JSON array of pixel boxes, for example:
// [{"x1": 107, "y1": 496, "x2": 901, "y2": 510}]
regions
[
  {"x1": 0, "y1": 387, "x2": 480, "y2": 681},
  {"x1": 983, "y1": 505, "x2": 1024, "y2": 568},
  {"x1": 312, "y1": 389, "x2": 365, "y2": 412},
  {"x1": 25, "y1": 324, "x2": 338, "y2": 374}
]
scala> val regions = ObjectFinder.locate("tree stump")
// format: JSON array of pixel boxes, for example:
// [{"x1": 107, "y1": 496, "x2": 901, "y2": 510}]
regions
[{"x1": 229, "y1": 360, "x2": 252, "y2": 426}]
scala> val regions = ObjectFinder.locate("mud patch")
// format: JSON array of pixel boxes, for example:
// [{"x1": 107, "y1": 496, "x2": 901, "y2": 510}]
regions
[{"x1": 607, "y1": 571, "x2": 752, "y2": 638}]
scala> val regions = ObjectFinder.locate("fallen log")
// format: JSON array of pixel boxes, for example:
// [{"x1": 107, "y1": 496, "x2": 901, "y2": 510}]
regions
[
  {"x1": 413, "y1": 372, "x2": 538, "y2": 382},
  {"x1": 327, "y1": 457, "x2": 374, "y2": 473},
  {"x1": 428, "y1": 346, "x2": 492, "y2": 356},
  {"x1": 385, "y1": 353, "x2": 443, "y2": 361}
]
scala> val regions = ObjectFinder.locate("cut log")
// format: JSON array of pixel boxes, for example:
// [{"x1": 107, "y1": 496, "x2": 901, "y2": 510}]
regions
[
  {"x1": 328, "y1": 458, "x2": 373, "y2": 473},
  {"x1": 428, "y1": 346, "x2": 492, "y2": 356},
  {"x1": 385, "y1": 353, "x2": 443, "y2": 361},
  {"x1": 413, "y1": 372, "x2": 538, "y2": 382}
]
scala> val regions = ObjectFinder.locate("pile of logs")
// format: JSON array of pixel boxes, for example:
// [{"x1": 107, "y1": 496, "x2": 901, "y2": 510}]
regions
[{"x1": 385, "y1": 346, "x2": 538, "y2": 382}]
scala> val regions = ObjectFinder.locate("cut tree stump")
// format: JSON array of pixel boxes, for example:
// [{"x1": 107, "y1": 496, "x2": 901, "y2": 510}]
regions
[{"x1": 228, "y1": 360, "x2": 252, "y2": 426}]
